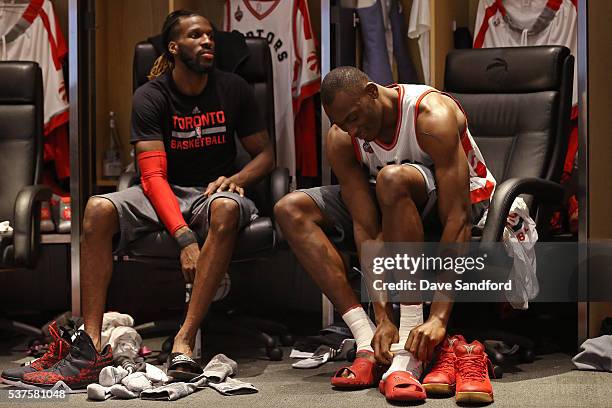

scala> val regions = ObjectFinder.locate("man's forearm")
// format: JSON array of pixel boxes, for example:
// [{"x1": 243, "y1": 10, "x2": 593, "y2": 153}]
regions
[
  {"x1": 372, "y1": 301, "x2": 394, "y2": 325},
  {"x1": 228, "y1": 145, "x2": 274, "y2": 188},
  {"x1": 429, "y1": 218, "x2": 470, "y2": 324},
  {"x1": 428, "y1": 299, "x2": 453, "y2": 326}
]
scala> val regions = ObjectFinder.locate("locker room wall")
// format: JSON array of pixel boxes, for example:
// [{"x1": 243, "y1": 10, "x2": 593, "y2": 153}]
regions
[
  {"x1": 586, "y1": 0, "x2": 612, "y2": 338},
  {"x1": 95, "y1": 0, "x2": 168, "y2": 188}
]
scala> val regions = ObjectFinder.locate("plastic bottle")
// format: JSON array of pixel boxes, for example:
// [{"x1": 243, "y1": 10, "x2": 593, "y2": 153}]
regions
[{"x1": 103, "y1": 111, "x2": 123, "y2": 179}]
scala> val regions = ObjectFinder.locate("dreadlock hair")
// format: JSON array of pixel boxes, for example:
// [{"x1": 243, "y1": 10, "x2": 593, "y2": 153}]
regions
[
  {"x1": 321, "y1": 66, "x2": 370, "y2": 106},
  {"x1": 148, "y1": 9, "x2": 200, "y2": 80}
]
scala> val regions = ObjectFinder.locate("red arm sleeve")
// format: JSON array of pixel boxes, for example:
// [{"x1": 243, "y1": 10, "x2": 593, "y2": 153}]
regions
[{"x1": 137, "y1": 150, "x2": 187, "y2": 235}]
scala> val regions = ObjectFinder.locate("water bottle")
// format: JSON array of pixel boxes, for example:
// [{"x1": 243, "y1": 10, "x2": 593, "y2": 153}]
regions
[{"x1": 102, "y1": 111, "x2": 123, "y2": 179}]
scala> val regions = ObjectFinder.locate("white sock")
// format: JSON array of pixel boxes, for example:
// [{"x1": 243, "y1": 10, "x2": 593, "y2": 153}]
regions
[
  {"x1": 87, "y1": 383, "x2": 112, "y2": 401},
  {"x1": 398, "y1": 304, "x2": 423, "y2": 345},
  {"x1": 381, "y1": 349, "x2": 423, "y2": 380},
  {"x1": 380, "y1": 304, "x2": 424, "y2": 381},
  {"x1": 341, "y1": 306, "x2": 375, "y2": 352}
]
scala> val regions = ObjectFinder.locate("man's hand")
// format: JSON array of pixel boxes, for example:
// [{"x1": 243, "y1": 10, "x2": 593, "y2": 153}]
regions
[
  {"x1": 179, "y1": 242, "x2": 199, "y2": 283},
  {"x1": 204, "y1": 176, "x2": 244, "y2": 197},
  {"x1": 174, "y1": 226, "x2": 200, "y2": 283},
  {"x1": 404, "y1": 317, "x2": 447, "y2": 363},
  {"x1": 372, "y1": 318, "x2": 399, "y2": 365}
]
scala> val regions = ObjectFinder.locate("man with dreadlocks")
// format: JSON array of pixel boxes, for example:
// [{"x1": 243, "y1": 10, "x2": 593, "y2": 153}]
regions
[{"x1": 18, "y1": 11, "x2": 273, "y2": 388}]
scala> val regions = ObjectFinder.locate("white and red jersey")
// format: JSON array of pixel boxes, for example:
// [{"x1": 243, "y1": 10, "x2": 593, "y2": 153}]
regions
[
  {"x1": 353, "y1": 85, "x2": 496, "y2": 204},
  {"x1": 474, "y1": 0, "x2": 577, "y2": 106},
  {"x1": 0, "y1": 0, "x2": 68, "y2": 135},
  {"x1": 224, "y1": 0, "x2": 321, "y2": 182}
]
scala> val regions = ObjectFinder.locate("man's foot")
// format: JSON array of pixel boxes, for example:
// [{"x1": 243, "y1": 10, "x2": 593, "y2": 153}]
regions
[
  {"x1": 166, "y1": 353, "x2": 203, "y2": 382},
  {"x1": 21, "y1": 330, "x2": 112, "y2": 389},
  {"x1": 422, "y1": 334, "x2": 465, "y2": 396},
  {"x1": 1, "y1": 321, "x2": 72, "y2": 385},
  {"x1": 331, "y1": 350, "x2": 386, "y2": 389},
  {"x1": 454, "y1": 340, "x2": 494, "y2": 404}
]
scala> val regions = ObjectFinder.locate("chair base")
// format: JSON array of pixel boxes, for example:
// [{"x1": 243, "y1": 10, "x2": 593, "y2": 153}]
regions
[
  {"x1": 0, "y1": 318, "x2": 44, "y2": 338},
  {"x1": 136, "y1": 311, "x2": 293, "y2": 363}
]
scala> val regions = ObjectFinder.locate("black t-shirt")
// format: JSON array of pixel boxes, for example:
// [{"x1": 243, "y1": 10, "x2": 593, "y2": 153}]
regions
[{"x1": 130, "y1": 69, "x2": 265, "y2": 186}]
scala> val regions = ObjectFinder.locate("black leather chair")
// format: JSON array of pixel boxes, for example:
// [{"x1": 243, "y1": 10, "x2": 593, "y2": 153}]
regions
[
  {"x1": 115, "y1": 37, "x2": 291, "y2": 360},
  {"x1": 0, "y1": 62, "x2": 51, "y2": 337},
  {"x1": 444, "y1": 46, "x2": 574, "y2": 371}
]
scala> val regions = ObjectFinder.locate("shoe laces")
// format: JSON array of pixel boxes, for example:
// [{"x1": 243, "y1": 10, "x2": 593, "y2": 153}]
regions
[
  {"x1": 430, "y1": 350, "x2": 455, "y2": 376},
  {"x1": 33, "y1": 325, "x2": 66, "y2": 367},
  {"x1": 456, "y1": 356, "x2": 487, "y2": 382}
]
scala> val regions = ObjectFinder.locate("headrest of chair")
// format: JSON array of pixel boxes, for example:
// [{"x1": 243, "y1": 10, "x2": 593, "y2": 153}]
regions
[
  {"x1": 133, "y1": 37, "x2": 268, "y2": 90},
  {"x1": 0, "y1": 62, "x2": 41, "y2": 103},
  {"x1": 235, "y1": 37, "x2": 270, "y2": 83},
  {"x1": 445, "y1": 46, "x2": 571, "y2": 93},
  {"x1": 133, "y1": 42, "x2": 160, "y2": 92}
]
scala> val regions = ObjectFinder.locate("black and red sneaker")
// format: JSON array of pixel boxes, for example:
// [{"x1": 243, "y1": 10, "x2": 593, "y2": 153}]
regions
[
  {"x1": 1, "y1": 321, "x2": 72, "y2": 385},
  {"x1": 21, "y1": 330, "x2": 112, "y2": 389}
]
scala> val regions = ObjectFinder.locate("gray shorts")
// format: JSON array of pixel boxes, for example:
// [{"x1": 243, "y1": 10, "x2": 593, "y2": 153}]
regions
[
  {"x1": 95, "y1": 185, "x2": 258, "y2": 252},
  {"x1": 298, "y1": 164, "x2": 487, "y2": 245}
]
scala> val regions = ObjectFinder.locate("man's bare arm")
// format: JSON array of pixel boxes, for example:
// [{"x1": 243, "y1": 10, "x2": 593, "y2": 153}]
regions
[
  {"x1": 203, "y1": 130, "x2": 274, "y2": 197},
  {"x1": 135, "y1": 140, "x2": 199, "y2": 282},
  {"x1": 417, "y1": 97, "x2": 471, "y2": 245},
  {"x1": 404, "y1": 93, "x2": 471, "y2": 361},
  {"x1": 327, "y1": 125, "x2": 396, "y2": 363}
]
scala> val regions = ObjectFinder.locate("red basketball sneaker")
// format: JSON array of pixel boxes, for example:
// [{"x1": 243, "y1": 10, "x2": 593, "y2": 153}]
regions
[
  {"x1": 422, "y1": 334, "x2": 466, "y2": 396},
  {"x1": 453, "y1": 340, "x2": 494, "y2": 404},
  {"x1": 22, "y1": 330, "x2": 112, "y2": 389},
  {"x1": 1, "y1": 321, "x2": 71, "y2": 384}
]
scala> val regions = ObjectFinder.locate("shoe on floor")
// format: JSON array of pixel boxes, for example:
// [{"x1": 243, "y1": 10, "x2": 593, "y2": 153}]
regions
[
  {"x1": 422, "y1": 334, "x2": 465, "y2": 396},
  {"x1": 1, "y1": 321, "x2": 71, "y2": 384},
  {"x1": 378, "y1": 370, "x2": 426, "y2": 401},
  {"x1": 21, "y1": 330, "x2": 112, "y2": 389},
  {"x1": 453, "y1": 340, "x2": 494, "y2": 404}
]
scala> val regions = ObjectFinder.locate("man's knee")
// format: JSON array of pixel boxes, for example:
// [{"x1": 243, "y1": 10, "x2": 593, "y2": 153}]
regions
[
  {"x1": 376, "y1": 165, "x2": 421, "y2": 206},
  {"x1": 209, "y1": 198, "x2": 240, "y2": 234},
  {"x1": 83, "y1": 197, "x2": 118, "y2": 236},
  {"x1": 274, "y1": 192, "x2": 319, "y2": 230}
]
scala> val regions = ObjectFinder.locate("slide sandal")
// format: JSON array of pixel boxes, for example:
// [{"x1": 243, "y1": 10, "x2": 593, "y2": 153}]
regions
[
  {"x1": 166, "y1": 353, "x2": 203, "y2": 382},
  {"x1": 379, "y1": 371, "x2": 427, "y2": 401},
  {"x1": 331, "y1": 350, "x2": 385, "y2": 389}
]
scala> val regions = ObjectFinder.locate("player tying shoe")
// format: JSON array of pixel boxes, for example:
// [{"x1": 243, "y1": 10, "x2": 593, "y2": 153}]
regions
[{"x1": 275, "y1": 66, "x2": 496, "y2": 402}]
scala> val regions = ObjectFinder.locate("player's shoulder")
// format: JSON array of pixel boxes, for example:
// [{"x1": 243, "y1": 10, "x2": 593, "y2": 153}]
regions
[
  {"x1": 132, "y1": 74, "x2": 169, "y2": 108},
  {"x1": 327, "y1": 124, "x2": 351, "y2": 143},
  {"x1": 327, "y1": 125, "x2": 355, "y2": 156},
  {"x1": 212, "y1": 68, "x2": 248, "y2": 88},
  {"x1": 416, "y1": 91, "x2": 458, "y2": 129}
]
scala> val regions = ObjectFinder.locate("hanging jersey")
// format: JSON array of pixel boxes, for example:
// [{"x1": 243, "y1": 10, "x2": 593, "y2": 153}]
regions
[
  {"x1": 474, "y1": 0, "x2": 577, "y2": 106},
  {"x1": 407, "y1": 0, "x2": 431, "y2": 85},
  {"x1": 225, "y1": 0, "x2": 321, "y2": 183},
  {"x1": 0, "y1": 0, "x2": 68, "y2": 134},
  {"x1": 353, "y1": 84, "x2": 496, "y2": 204}
]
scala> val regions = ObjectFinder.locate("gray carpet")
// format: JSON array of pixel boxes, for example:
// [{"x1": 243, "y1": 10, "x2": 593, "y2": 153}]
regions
[{"x1": 0, "y1": 338, "x2": 610, "y2": 408}]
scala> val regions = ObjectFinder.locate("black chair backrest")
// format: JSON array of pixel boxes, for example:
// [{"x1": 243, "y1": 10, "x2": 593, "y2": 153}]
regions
[
  {"x1": 444, "y1": 46, "x2": 573, "y2": 185},
  {"x1": 0, "y1": 62, "x2": 43, "y2": 224},
  {"x1": 132, "y1": 36, "x2": 275, "y2": 144},
  {"x1": 131, "y1": 36, "x2": 276, "y2": 216}
]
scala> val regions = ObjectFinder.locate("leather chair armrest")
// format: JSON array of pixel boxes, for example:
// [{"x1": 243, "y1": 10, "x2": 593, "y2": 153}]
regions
[
  {"x1": 270, "y1": 167, "x2": 290, "y2": 207},
  {"x1": 480, "y1": 177, "x2": 564, "y2": 244},
  {"x1": 118, "y1": 170, "x2": 139, "y2": 191},
  {"x1": 13, "y1": 184, "x2": 52, "y2": 267}
]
